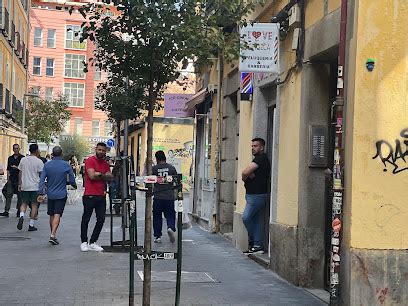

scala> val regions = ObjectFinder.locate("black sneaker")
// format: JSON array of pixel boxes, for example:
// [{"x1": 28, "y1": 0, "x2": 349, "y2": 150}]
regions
[
  {"x1": 17, "y1": 217, "x2": 24, "y2": 230},
  {"x1": 28, "y1": 226, "x2": 38, "y2": 232},
  {"x1": 249, "y1": 246, "x2": 264, "y2": 254},
  {"x1": 49, "y1": 237, "x2": 59, "y2": 245},
  {"x1": 0, "y1": 212, "x2": 9, "y2": 217}
]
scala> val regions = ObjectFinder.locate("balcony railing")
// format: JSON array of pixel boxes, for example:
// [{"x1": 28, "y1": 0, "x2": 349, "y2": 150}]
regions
[
  {"x1": 25, "y1": 49, "x2": 29, "y2": 67},
  {"x1": 9, "y1": 21, "x2": 15, "y2": 47},
  {"x1": 0, "y1": 7, "x2": 9, "y2": 37},
  {"x1": 15, "y1": 32, "x2": 21, "y2": 56},
  {"x1": 5, "y1": 89, "x2": 10, "y2": 114},
  {"x1": 21, "y1": 42, "x2": 26, "y2": 64}
]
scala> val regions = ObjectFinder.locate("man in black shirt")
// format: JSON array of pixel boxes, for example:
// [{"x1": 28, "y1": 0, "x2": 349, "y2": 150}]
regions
[
  {"x1": 241, "y1": 138, "x2": 271, "y2": 254},
  {"x1": 152, "y1": 151, "x2": 177, "y2": 243},
  {"x1": 0, "y1": 144, "x2": 24, "y2": 217}
]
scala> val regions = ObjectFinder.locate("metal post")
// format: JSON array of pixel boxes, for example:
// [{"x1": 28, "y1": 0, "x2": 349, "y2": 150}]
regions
[
  {"x1": 21, "y1": 96, "x2": 26, "y2": 134},
  {"x1": 21, "y1": 93, "x2": 39, "y2": 153},
  {"x1": 129, "y1": 199, "x2": 135, "y2": 306},
  {"x1": 110, "y1": 191, "x2": 113, "y2": 246},
  {"x1": 123, "y1": 76, "x2": 130, "y2": 233},
  {"x1": 175, "y1": 175, "x2": 183, "y2": 306}
]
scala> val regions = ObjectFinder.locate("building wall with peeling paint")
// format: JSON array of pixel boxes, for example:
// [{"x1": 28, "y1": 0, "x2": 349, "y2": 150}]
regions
[
  {"x1": 343, "y1": 0, "x2": 408, "y2": 305},
  {"x1": 347, "y1": 0, "x2": 408, "y2": 250}
]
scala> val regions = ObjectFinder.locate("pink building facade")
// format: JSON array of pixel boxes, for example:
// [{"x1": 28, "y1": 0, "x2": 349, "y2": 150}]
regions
[{"x1": 29, "y1": 0, "x2": 112, "y2": 145}]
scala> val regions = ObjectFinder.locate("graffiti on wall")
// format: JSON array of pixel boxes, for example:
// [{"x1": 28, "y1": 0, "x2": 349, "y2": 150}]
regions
[{"x1": 372, "y1": 128, "x2": 408, "y2": 174}]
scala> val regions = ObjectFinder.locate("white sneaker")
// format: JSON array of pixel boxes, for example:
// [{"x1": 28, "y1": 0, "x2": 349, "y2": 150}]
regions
[
  {"x1": 80, "y1": 242, "x2": 89, "y2": 252},
  {"x1": 88, "y1": 243, "x2": 104, "y2": 252},
  {"x1": 167, "y1": 228, "x2": 176, "y2": 243},
  {"x1": 154, "y1": 237, "x2": 162, "y2": 243}
]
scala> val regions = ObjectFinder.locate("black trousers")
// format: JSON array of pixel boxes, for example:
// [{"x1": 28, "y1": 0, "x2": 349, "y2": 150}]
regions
[{"x1": 81, "y1": 196, "x2": 106, "y2": 244}]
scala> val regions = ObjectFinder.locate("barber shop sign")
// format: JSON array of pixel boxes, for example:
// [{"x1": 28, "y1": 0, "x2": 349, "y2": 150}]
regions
[{"x1": 239, "y1": 23, "x2": 279, "y2": 73}]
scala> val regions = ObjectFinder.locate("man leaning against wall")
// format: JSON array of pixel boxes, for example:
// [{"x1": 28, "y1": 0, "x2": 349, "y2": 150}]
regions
[{"x1": 241, "y1": 138, "x2": 271, "y2": 254}]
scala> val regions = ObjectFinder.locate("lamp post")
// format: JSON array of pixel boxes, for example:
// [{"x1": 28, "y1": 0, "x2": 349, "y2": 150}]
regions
[
  {"x1": 22, "y1": 93, "x2": 40, "y2": 134},
  {"x1": 21, "y1": 93, "x2": 40, "y2": 154}
]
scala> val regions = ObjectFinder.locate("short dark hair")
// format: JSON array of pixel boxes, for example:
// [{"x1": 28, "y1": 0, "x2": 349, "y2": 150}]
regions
[
  {"x1": 13, "y1": 143, "x2": 20, "y2": 149},
  {"x1": 52, "y1": 146, "x2": 63, "y2": 157},
  {"x1": 96, "y1": 142, "x2": 107, "y2": 148},
  {"x1": 155, "y1": 150, "x2": 166, "y2": 161},
  {"x1": 29, "y1": 143, "x2": 39, "y2": 153},
  {"x1": 252, "y1": 138, "x2": 265, "y2": 146}
]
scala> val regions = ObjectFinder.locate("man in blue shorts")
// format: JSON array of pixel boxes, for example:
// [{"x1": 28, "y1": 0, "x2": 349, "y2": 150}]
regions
[{"x1": 38, "y1": 146, "x2": 77, "y2": 245}]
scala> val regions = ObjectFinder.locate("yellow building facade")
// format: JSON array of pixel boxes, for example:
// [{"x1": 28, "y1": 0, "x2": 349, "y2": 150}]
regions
[
  {"x1": 0, "y1": 0, "x2": 30, "y2": 166},
  {"x1": 190, "y1": 0, "x2": 408, "y2": 304}
]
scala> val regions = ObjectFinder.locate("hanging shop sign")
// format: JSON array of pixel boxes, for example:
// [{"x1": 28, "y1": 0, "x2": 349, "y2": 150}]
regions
[
  {"x1": 164, "y1": 93, "x2": 194, "y2": 118},
  {"x1": 239, "y1": 23, "x2": 279, "y2": 73}
]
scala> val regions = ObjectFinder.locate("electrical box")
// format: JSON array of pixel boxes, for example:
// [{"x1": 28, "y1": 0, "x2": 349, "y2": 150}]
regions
[
  {"x1": 288, "y1": 4, "x2": 301, "y2": 28},
  {"x1": 292, "y1": 28, "x2": 300, "y2": 51}
]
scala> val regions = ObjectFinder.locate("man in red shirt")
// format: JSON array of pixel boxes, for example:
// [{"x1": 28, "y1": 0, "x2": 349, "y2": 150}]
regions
[{"x1": 80, "y1": 142, "x2": 112, "y2": 252}]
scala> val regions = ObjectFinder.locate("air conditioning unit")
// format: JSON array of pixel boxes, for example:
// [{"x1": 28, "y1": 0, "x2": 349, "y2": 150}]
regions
[
  {"x1": 288, "y1": 4, "x2": 301, "y2": 28},
  {"x1": 208, "y1": 84, "x2": 218, "y2": 93}
]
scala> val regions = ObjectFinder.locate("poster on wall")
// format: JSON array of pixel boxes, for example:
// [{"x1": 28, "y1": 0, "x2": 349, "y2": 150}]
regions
[
  {"x1": 152, "y1": 122, "x2": 194, "y2": 192},
  {"x1": 164, "y1": 93, "x2": 194, "y2": 118},
  {"x1": 239, "y1": 23, "x2": 279, "y2": 73}
]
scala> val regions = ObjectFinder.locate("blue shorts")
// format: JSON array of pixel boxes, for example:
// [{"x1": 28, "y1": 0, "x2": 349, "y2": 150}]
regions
[{"x1": 47, "y1": 197, "x2": 67, "y2": 216}]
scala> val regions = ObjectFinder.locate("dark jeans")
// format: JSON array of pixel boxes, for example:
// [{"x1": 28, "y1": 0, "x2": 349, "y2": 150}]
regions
[
  {"x1": 153, "y1": 198, "x2": 176, "y2": 238},
  {"x1": 2, "y1": 181, "x2": 21, "y2": 213},
  {"x1": 81, "y1": 196, "x2": 106, "y2": 244}
]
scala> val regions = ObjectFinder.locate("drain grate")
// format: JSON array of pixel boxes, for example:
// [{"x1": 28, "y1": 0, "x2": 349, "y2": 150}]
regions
[
  {"x1": 137, "y1": 271, "x2": 219, "y2": 283},
  {"x1": 0, "y1": 237, "x2": 31, "y2": 241}
]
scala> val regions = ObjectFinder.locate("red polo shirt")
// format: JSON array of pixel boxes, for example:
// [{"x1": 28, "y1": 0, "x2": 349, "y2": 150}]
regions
[{"x1": 84, "y1": 156, "x2": 110, "y2": 196}]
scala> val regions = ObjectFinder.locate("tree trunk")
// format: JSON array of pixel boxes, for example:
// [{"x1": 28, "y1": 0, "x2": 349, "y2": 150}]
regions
[{"x1": 143, "y1": 89, "x2": 155, "y2": 306}]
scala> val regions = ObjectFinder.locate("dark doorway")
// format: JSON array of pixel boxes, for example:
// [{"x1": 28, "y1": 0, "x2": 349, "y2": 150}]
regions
[{"x1": 264, "y1": 105, "x2": 275, "y2": 252}]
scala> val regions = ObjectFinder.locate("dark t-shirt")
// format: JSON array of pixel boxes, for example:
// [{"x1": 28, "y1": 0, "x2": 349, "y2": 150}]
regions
[
  {"x1": 244, "y1": 153, "x2": 271, "y2": 194},
  {"x1": 152, "y1": 163, "x2": 177, "y2": 200},
  {"x1": 7, "y1": 154, "x2": 24, "y2": 185}
]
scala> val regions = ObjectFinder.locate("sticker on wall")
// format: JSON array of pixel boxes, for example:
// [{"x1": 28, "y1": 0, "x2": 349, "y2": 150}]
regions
[
  {"x1": 332, "y1": 218, "x2": 341, "y2": 232},
  {"x1": 333, "y1": 179, "x2": 342, "y2": 189}
]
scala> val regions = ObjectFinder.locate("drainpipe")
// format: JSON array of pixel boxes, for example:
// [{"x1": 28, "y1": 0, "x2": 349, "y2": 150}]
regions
[
  {"x1": 215, "y1": 54, "x2": 223, "y2": 232},
  {"x1": 329, "y1": 0, "x2": 348, "y2": 304}
]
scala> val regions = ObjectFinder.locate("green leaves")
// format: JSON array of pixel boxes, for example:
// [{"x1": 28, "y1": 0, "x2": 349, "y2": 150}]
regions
[
  {"x1": 79, "y1": 0, "x2": 260, "y2": 124},
  {"x1": 17, "y1": 94, "x2": 71, "y2": 144},
  {"x1": 60, "y1": 134, "x2": 90, "y2": 162}
]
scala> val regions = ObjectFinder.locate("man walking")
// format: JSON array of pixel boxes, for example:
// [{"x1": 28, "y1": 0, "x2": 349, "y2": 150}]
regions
[
  {"x1": 38, "y1": 146, "x2": 77, "y2": 245},
  {"x1": 152, "y1": 150, "x2": 177, "y2": 243},
  {"x1": 80, "y1": 142, "x2": 112, "y2": 252},
  {"x1": 0, "y1": 144, "x2": 24, "y2": 217},
  {"x1": 17, "y1": 144, "x2": 44, "y2": 231},
  {"x1": 241, "y1": 138, "x2": 271, "y2": 254}
]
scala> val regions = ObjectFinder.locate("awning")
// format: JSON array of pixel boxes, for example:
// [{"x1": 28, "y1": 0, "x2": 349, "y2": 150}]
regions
[{"x1": 186, "y1": 88, "x2": 208, "y2": 110}]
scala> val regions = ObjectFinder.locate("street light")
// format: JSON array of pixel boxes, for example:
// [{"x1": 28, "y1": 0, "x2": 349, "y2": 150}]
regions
[
  {"x1": 20, "y1": 93, "x2": 40, "y2": 155},
  {"x1": 22, "y1": 93, "x2": 40, "y2": 134}
]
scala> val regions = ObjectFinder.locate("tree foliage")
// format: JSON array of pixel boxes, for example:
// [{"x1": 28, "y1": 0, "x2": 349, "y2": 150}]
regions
[
  {"x1": 17, "y1": 94, "x2": 71, "y2": 144},
  {"x1": 79, "y1": 0, "x2": 260, "y2": 122},
  {"x1": 60, "y1": 134, "x2": 90, "y2": 162}
]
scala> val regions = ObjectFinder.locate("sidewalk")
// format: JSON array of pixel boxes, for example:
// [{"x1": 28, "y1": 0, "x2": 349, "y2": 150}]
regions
[{"x1": 0, "y1": 191, "x2": 325, "y2": 305}]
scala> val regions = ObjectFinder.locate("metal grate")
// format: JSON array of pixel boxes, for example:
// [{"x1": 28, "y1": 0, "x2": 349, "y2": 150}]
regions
[{"x1": 137, "y1": 271, "x2": 219, "y2": 283}]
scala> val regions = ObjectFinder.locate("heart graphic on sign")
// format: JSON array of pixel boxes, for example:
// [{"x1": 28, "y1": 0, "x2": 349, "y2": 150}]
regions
[{"x1": 252, "y1": 31, "x2": 261, "y2": 39}]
